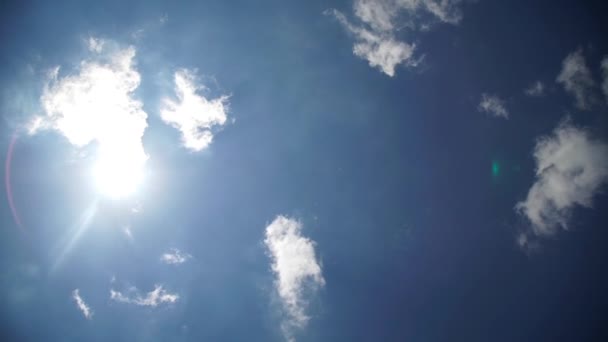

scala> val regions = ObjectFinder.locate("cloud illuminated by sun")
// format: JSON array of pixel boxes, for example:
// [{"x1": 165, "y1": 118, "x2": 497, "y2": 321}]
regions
[{"x1": 30, "y1": 38, "x2": 148, "y2": 198}]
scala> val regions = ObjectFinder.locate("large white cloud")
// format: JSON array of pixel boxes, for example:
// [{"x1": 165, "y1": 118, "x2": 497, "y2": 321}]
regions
[
  {"x1": 478, "y1": 93, "x2": 509, "y2": 119},
  {"x1": 30, "y1": 38, "x2": 148, "y2": 198},
  {"x1": 516, "y1": 121, "x2": 608, "y2": 240},
  {"x1": 160, "y1": 69, "x2": 229, "y2": 152},
  {"x1": 110, "y1": 284, "x2": 179, "y2": 307},
  {"x1": 264, "y1": 216, "x2": 325, "y2": 340},
  {"x1": 556, "y1": 49, "x2": 596, "y2": 110},
  {"x1": 72, "y1": 289, "x2": 93, "y2": 319},
  {"x1": 327, "y1": 0, "x2": 464, "y2": 76}
]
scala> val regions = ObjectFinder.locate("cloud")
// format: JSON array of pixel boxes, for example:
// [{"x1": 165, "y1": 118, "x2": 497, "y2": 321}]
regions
[
  {"x1": 110, "y1": 284, "x2": 179, "y2": 307},
  {"x1": 524, "y1": 81, "x2": 545, "y2": 97},
  {"x1": 160, "y1": 69, "x2": 229, "y2": 152},
  {"x1": 72, "y1": 289, "x2": 93, "y2": 319},
  {"x1": 123, "y1": 225, "x2": 134, "y2": 241},
  {"x1": 264, "y1": 216, "x2": 325, "y2": 340},
  {"x1": 327, "y1": 9, "x2": 418, "y2": 77},
  {"x1": 556, "y1": 49, "x2": 596, "y2": 110},
  {"x1": 87, "y1": 37, "x2": 105, "y2": 53},
  {"x1": 478, "y1": 93, "x2": 509, "y2": 119},
  {"x1": 160, "y1": 14, "x2": 169, "y2": 24},
  {"x1": 601, "y1": 56, "x2": 608, "y2": 104},
  {"x1": 160, "y1": 248, "x2": 192, "y2": 265},
  {"x1": 516, "y1": 120, "x2": 608, "y2": 240},
  {"x1": 29, "y1": 38, "x2": 148, "y2": 197},
  {"x1": 327, "y1": 0, "x2": 464, "y2": 76},
  {"x1": 354, "y1": 0, "x2": 463, "y2": 31}
]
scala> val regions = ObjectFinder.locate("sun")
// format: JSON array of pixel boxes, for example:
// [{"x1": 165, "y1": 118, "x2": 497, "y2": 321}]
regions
[{"x1": 92, "y1": 147, "x2": 146, "y2": 199}]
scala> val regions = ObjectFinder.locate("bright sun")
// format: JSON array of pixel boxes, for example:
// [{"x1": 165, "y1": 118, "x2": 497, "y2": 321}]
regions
[{"x1": 92, "y1": 147, "x2": 146, "y2": 199}]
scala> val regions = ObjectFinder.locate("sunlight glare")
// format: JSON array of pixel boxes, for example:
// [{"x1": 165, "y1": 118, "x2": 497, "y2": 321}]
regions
[{"x1": 92, "y1": 144, "x2": 146, "y2": 199}]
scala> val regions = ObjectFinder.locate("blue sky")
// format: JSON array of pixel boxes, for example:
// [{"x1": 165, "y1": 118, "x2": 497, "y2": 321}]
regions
[{"x1": 2, "y1": 0, "x2": 608, "y2": 341}]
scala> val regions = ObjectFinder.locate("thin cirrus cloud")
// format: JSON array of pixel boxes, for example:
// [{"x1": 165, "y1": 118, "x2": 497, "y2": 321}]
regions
[
  {"x1": 556, "y1": 48, "x2": 596, "y2": 110},
  {"x1": 72, "y1": 289, "x2": 93, "y2": 319},
  {"x1": 160, "y1": 248, "x2": 192, "y2": 265},
  {"x1": 110, "y1": 284, "x2": 179, "y2": 307},
  {"x1": 515, "y1": 120, "x2": 608, "y2": 245},
  {"x1": 478, "y1": 93, "x2": 509, "y2": 119},
  {"x1": 326, "y1": 0, "x2": 465, "y2": 76},
  {"x1": 29, "y1": 38, "x2": 149, "y2": 196},
  {"x1": 160, "y1": 69, "x2": 229, "y2": 152},
  {"x1": 264, "y1": 216, "x2": 325, "y2": 341}
]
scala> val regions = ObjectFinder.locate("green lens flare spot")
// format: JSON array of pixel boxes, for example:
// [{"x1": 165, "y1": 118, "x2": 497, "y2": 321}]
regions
[{"x1": 492, "y1": 161, "x2": 500, "y2": 177}]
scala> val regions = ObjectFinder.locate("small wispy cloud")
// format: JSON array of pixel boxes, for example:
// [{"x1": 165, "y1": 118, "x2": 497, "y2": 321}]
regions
[
  {"x1": 516, "y1": 120, "x2": 608, "y2": 245},
  {"x1": 160, "y1": 248, "x2": 192, "y2": 265},
  {"x1": 72, "y1": 289, "x2": 93, "y2": 319},
  {"x1": 160, "y1": 14, "x2": 169, "y2": 24},
  {"x1": 478, "y1": 93, "x2": 509, "y2": 119},
  {"x1": 87, "y1": 37, "x2": 104, "y2": 53},
  {"x1": 264, "y1": 216, "x2": 325, "y2": 341},
  {"x1": 557, "y1": 48, "x2": 596, "y2": 110},
  {"x1": 326, "y1": 9, "x2": 419, "y2": 77},
  {"x1": 160, "y1": 69, "x2": 229, "y2": 152},
  {"x1": 110, "y1": 284, "x2": 179, "y2": 307},
  {"x1": 123, "y1": 225, "x2": 134, "y2": 241},
  {"x1": 524, "y1": 81, "x2": 545, "y2": 97},
  {"x1": 601, "y1": 56, "x2": 608, "y2": 104},
  {"x1": 326, "y1": 0, "x2": 465, "y2": 76}
]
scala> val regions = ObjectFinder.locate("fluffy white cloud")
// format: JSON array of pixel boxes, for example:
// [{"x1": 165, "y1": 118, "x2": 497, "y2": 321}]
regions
[
  {"x1": 327, "y1": 0, "x2": 464, "y2": 76},
  {"x1": 516, "y1": 121, "x2": 608, "y2": 239},
  {"x1": 524, "y1": 81, "x2": 545, "y2": 97},
  {"x1": 110, "y1": 284, "x2": 179, "y2": 307},
  {"x1": 478, "y1": 93, "x2": 509, "y2": 119},
  {"x1": 556, "y1": 49, "x2": 596, "y2": 110},
  {"x1": 264, "y1": 216, "x2": 325, "y2": 340},
  {"x1": 160, "y1": 69, "x2": 229, "y2": 152},
  {"x1": 601, "y1": 56, "x2": 608, "y2": 104},
  {"x1": 72, "y1": 289, "x2": 93, "y2": 319},
  {"x1": 160, "y1": 248, "x2": 192, "y2": 265},
  {"x1": 30, "y1": 38, "x2": 148, "y2": 198}
]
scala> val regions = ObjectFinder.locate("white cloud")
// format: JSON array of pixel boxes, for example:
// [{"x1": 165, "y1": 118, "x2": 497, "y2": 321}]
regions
[
  {"x1": 556, "y1": 49, "x2": 596, "y2": 110},
  {"x1": 328, "y1": 9, "x2": 418, "y2": 77},
  {"x1": 87, "y1": 37, "x2": 104, "y2": 53},
  {"x1": 160, "y1": 69, "x2": 229, "y2": 152},
  {"x1": 524, "y1": 81, "x2": 545, "y2": 97},
  {"x1": 160, "y1": 248, "x2": 192, "y2": 265},
  {"x1": 110, "y1": 284, "x2": 179, "y2": 307},
  {"x1": 72, "y1": 289, "x2": 93, "y2": 319},
  {"x1": 30, "y1": 39, "x2": 148, "y2": 197},
  {"x1": 123, "y1": 225, "x2": 134, "y2": 241},
  {"x1": 354, "y1": 0, "x2": 463, "y2": 31},
  {"x1": 264, "y1": 216, "x2": 325, "y2": 340},
  {"x1": 327, "y1": 0, "x2": 464, "y2": 76},
  {"x1": 601, "y1": 56, "x2": 608, "y2": 104},
  {"x1": 478, "y1": 93, "x2": 509, "y2": 119},
  {"x1": 516, "y1": 121, "x2": 608, "y2": 239},
  {"x1": 160, "y1": 14, "x2": 169, "y2": 24}
]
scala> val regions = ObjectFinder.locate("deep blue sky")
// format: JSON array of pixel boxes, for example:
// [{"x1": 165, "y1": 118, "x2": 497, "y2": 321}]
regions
[{"x1": 1, "y1": 1, "x2": 608, "y2": 341}]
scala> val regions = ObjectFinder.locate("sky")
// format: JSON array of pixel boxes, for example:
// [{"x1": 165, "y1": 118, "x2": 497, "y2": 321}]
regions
[{"x1": 1, "y1": 0, "x2": 608, "y2": 341}]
